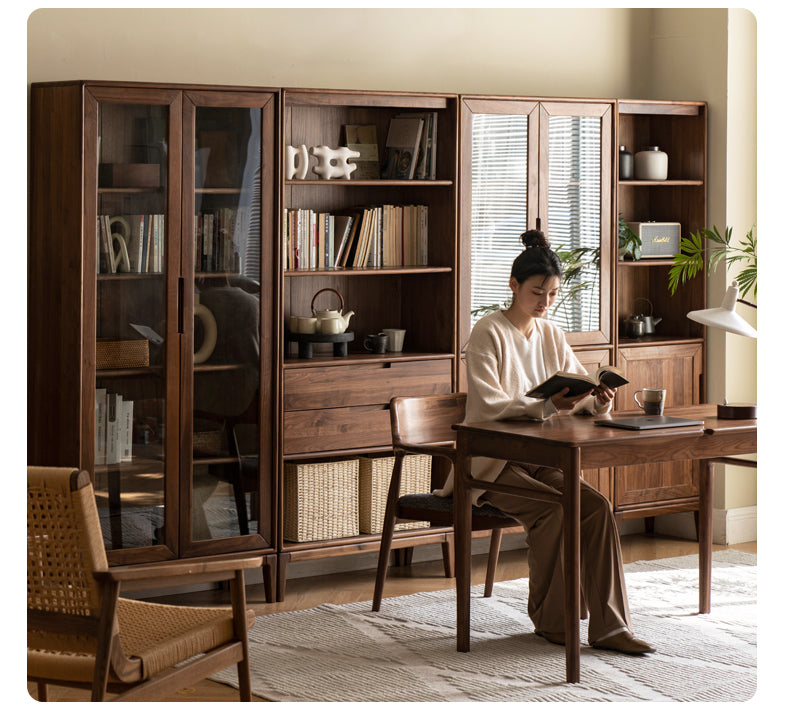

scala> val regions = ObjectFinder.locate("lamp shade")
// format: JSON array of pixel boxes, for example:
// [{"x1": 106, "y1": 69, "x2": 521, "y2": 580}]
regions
[{"x1": 687, "y1": 280, "x2": 757, "y2": 338}]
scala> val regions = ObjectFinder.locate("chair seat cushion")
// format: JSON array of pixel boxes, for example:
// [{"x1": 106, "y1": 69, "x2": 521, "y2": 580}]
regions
[{"x1": 397, "y1": 493, "x2": 514, "y2": 527}]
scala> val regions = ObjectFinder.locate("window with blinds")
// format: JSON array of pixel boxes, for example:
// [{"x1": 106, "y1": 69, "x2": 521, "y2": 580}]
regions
[{"x1": 469, "y1": 113, "x2": 601, "y2": 334}]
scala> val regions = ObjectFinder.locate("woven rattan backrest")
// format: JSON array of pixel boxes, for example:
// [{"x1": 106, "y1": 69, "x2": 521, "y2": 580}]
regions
[{"x1": 28, "y1": 467, "x2": 111, "y2": 651}]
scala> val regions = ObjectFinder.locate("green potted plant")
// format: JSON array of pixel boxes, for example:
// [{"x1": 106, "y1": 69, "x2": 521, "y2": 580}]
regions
[
  {"x1": 668, "y1": 225, "x2": 756, "y2": 306},
  {"x1": 618, "y1": 215, "x2": 641, "y2": 261}
]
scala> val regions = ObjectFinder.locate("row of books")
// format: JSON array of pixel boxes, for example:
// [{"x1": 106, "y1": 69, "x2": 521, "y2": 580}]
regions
[
  {"x1": 98, "y1": 214, "x2": 164, "y2": 274},
  {"x1": 284, "y1": 204, "x2": 429, "y2": 270},
  {"x1": 195, "y1": 208, "x2": 248, "y2": 273},
  {"x1": 95, "y1": 389, "x2": 133, "y2": 466}
]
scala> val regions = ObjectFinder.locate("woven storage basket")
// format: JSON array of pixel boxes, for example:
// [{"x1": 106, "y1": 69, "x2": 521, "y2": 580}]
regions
[
  {"x1": 284, "y1": 459, "x2": 359, "y2": 542},
  {"x1": 96, "y1": 338, "x2": 149, "y2": 369},
  {"x1": 358, "y1": 454, "x2": 432, "y2": 534}
]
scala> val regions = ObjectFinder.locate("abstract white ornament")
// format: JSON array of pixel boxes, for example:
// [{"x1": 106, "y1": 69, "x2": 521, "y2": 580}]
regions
[
  {"x1": 285, "y1": 144, "x2": 309, "y2": 180},
  {"x1": 309, "y1": 145, "x2": 360, "y2": 180}
]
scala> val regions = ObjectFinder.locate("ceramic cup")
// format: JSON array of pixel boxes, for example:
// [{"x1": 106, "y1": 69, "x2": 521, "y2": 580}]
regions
[
  {"x1": 634, "y1": 388, "x2": 666, "y2": 416},
  {"x1": 296, "y1": 316, "x2": 318, "y2": 334},
  {"x1": 363, "y1": 333, "x2": 389, "y2": 354},
  {"x1": 382, "y1": 328, "x2": 406, "y2": 352}
]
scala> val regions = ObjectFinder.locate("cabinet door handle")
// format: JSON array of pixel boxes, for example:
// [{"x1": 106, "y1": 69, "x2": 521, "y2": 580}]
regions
[{"x1": 178, "y1": 277, "x2": 185, "y2": 334}]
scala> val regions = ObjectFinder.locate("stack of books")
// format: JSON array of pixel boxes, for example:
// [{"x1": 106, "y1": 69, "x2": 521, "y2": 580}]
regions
[
  {"x1": 98, "y1": 214, "x2": 165, "y2": 274},
  {"x1": 381, "y1": 112, "x2": 438, "y2": 180},
  {"x1": 95, "y1": 389, "x2": 134, "y2": 466},
  {"x1": 194, "y1": 208, "x2": 249, "y2": 273},
  {"x1": 284, "y1": 204, "x2": 429, "y2": 270}
]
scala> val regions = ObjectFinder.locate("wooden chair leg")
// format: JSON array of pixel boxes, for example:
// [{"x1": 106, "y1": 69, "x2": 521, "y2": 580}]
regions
[
  {"x1": 230, "y1": 571, "x2": 252, "y2": 702},
  {"x1": 373, "y1": 453, "x2": 404, "y2": 611},
  {"x1": 37, "y1": 682, "x2": 48, "y2": 701},
  {"x1": 483, "y1": 528, "x2": 503, "y2": 597}
]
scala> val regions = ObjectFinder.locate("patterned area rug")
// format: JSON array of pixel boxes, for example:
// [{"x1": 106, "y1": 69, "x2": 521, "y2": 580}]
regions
[{"x1": 212, "y1": 550, "x2": 757, "y2": 702}]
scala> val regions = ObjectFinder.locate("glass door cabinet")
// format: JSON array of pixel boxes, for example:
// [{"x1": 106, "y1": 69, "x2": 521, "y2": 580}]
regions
[{"x1": 86, "y1": 85, "x2": 276, "y2": 563}]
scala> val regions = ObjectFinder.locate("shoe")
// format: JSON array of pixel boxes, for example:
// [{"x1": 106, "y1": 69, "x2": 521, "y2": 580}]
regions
[
  {"x1": 535, "y1": 630, "x2": 565, "y2": 646},
  {"x1": 592, "y1": 631, "x2": 655, "y2": 655}
]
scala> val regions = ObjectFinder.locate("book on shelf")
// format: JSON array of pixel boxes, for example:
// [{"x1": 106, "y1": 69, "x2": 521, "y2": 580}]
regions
[
  {"x1": 525, "y1": 365, "x2": 629, "y2": 400},
  {"x1": 97, "y1": 214, "x2": 165, "y2": 274},
  {"x1": 342, "y1": 124, "x2": 380, "y2": 179},
  {"x1": 284, "y1": 204, "x2": 429, "y2": 270},
  {"x1": 101, "y1": 392, "x2": 134, "y2": 466},
  {"x1": 195, "y1": 208, "x2": 245, "y2": 273},
  {"x1": 381, "y1": 115, "x2": 424, "y2": 179},
  {"x1": 397, "y1": 111, "x2": 438, "y2": 180}
]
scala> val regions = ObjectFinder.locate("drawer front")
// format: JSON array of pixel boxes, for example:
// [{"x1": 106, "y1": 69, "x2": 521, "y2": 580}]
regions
[
  {"x1": 283, "y1": 359, "x2": 452, "y2": 411},
  {"x1": 283, "y1": 405, "x2": 392, "y2": 455}
]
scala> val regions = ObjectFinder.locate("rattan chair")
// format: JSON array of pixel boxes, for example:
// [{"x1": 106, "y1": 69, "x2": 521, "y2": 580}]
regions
[
  {"x1": 27, "y1": 466, "x2": 262, "y2": 702},
  {"x1": 372, "y1": 393, "x2": 519, "y2": 611}
]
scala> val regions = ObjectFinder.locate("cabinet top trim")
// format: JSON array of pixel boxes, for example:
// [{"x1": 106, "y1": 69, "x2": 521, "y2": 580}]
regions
[{"x1": 618, "y1": 100, "x2": 706, "y2": 115}]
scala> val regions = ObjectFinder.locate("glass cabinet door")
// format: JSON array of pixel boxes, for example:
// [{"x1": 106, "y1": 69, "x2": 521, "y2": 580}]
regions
[
  {"x1": 460, "y1": 98, "x2": 612, "y2": 350},
  {"x1": 90, "y1": 88, "x2": 181, "y2": 556},
  {"x1": 182, "y1": 92, "x2": 275, "y2": 555}
]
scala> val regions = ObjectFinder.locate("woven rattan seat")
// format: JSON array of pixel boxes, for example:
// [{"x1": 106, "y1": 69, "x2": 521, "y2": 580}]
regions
[{"x1": 27, "y1": 466, "x2": 262, "y2": 701}]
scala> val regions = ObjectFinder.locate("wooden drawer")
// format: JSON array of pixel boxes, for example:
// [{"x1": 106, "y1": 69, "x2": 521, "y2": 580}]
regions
[
  {"x1": 283, "y1": 358, "x2": 452, "y2": 411},
  {"x1": 283, "y1": 404, "x2": 392, "y2": 455}
]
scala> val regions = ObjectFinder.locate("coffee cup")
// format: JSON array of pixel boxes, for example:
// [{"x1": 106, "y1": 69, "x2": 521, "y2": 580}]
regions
[
  {"x1": 363, "y1": 333, "x2": 389, "y2": 354},
  {"x1": 296, "y1": 316, "x2": 318, "y2": 334},
  {"x1": 634, "y1": 388, "x2": 666, "y2": 416},
  {"x1": 382, "y1": 328, "x2": 406, "y2": 352}
]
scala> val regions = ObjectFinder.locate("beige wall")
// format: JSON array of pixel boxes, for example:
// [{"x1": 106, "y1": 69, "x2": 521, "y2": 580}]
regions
[{"x1": 27, "y1": 7, "x2": 757, "y2": 513}]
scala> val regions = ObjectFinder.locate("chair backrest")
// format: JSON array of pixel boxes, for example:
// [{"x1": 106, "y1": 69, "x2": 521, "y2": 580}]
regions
[
  {"x1": 27, "y1": 466, "x2": 113, "y2": 653},
  {"x1": 390, "y1": 393, "x2": 467, "y2": 450}
]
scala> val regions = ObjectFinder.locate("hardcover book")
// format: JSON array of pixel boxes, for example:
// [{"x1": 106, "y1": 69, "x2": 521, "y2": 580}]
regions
[{"x1": 526, "y1": 366, "x2": 629, "y2": 400}]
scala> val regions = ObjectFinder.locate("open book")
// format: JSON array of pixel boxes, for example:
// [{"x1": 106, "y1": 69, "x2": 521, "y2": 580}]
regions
[{"x1": 526, "y1": 365, "x2": 629, "y2": 400}]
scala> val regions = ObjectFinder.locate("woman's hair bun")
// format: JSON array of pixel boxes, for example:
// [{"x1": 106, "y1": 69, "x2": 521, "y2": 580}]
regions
[{"x1": 519, "y1": 229, "x2": 551, "y2": 251}]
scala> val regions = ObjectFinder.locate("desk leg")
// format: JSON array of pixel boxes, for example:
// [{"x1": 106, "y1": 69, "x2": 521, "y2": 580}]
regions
[
  {"x1": 699, "y1": 459, "x2": 714, "y2": 614},
  {"x1": 455, "y1": 437, "x2": 473, "y2": 652},
  {"x1": 562, "y1": 447, "x2": 581, "y2": 683}
]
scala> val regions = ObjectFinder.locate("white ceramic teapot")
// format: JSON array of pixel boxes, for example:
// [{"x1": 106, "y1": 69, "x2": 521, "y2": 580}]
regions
[{"x1": 311, "y1": 288, "x2": 354, "y2": 334}]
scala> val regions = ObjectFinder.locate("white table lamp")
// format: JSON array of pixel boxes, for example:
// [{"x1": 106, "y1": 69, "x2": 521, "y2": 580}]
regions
[{"x1": 687, "y1": 280, "x2": 757, "y2": 418}]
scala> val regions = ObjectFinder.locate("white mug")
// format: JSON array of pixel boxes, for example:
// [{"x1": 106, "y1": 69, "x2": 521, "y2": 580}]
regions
[
  {"x1": 382, "y1": 328, "x2": 406, "y2": 352},
  {"x1": 634, "y1": 388, "x2": 666, "y2": 415}
]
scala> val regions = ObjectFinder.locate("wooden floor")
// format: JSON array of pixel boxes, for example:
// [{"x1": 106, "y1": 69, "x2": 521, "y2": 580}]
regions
[{"x1": 29, "y1": 534, "x2": 756, "y2": 702}]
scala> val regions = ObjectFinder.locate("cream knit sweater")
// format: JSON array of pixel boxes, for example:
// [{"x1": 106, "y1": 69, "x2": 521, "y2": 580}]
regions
[{"x1": 435, "y1": 310, "x2": 611, "y2": 501}]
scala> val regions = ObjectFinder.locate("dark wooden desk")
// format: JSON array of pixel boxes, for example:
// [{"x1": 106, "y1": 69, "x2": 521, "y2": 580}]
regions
[{"x1": 453, "y1": 404, "x2": 757, "y2": 683}]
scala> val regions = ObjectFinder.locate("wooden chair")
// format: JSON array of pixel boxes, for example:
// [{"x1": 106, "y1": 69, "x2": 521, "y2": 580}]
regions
[
  {"x1": 372, "y1": 393, "x2": 519, "y2": 611},
  {"x1": 27, "y1": 466, "x2": 262, "y2": 702}
]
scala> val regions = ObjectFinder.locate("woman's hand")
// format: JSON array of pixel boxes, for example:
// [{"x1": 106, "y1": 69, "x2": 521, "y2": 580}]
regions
[
  {"x1": 592, "y1": 384, "x2": 617, "y2": 408},
  {"x1": 551, "y1": 387, "x2": 593, "y2": 411}
]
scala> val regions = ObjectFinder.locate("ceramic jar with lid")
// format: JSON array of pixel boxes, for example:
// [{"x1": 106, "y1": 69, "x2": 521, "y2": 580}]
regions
[
  {"x1": 634, "y1": 146, "x2": 668, "y2": 181},
  {"x1": 619, "y1": 146, "x2": 633, "y2": 180}
]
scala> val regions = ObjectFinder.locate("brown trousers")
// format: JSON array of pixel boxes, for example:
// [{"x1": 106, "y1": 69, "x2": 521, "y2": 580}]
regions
[{"x1": 480, "y1": 462, "x2": 632, "y2": 644}]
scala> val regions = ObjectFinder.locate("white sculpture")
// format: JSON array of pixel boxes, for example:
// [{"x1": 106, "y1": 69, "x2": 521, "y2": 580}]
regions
[
  {"x1": 309, "y1": 145, "x2": 360, "y2": 180},
  {"x1": 285, "y1": 144, "x2": 309, "y2": 180}
]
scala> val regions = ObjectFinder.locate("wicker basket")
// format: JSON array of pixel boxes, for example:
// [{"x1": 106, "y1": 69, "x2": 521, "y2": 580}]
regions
[
  {"x1": 358, "y1": 454, "x2": 432, "y2": 534},
  {"x1": 284, "y1": 459, "x2": 359, "y2": 542},
  {"x1": 96, "y1": 339, "x2": 149, "y2": 370}
]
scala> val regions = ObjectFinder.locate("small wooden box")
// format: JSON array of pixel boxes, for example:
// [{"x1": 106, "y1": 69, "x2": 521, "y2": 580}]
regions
[
  {"x1": 96, "y1": 339, "x2": 150, "y2": 370},
  {"x1": 99, "y1": 163, "x2": 160, "y2": 188},
  {"x1": 284, "y1": 459, "x2": 359, "y2": 542},
  {"x1": 358, "y1": 454, "x2": 432, "y2": 534}
]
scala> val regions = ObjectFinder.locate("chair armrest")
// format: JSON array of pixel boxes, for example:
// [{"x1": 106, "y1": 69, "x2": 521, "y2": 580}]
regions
[{"x1": 95, "y1": 555, "x2": 263, "y2": 592}]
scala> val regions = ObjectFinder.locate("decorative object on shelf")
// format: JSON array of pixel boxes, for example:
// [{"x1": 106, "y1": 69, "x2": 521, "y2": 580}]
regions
[
  {"x1": 193, "y1": 293, "x2": 217, "y2": 364},
  {"x1": 382, "y1": 328, "x2": 406, "y2": 352},
  {"x1": 634, "y1": 146, "x2": 668, "y2": 180},
  {"x1": 309, "y1": 145, "x2": 360, "y2": 180},
  {"x1": 381, "y1": 115, "x2": 424, "y2": 179},
  {"x1": 632, "y1": 297, "x2": 662, "y2": 334},
  {"x1": 618, "y1": 215, "x2": 642, "y2": 260},
  {"x1": 342, "y1": 124, "x2": 380, "y2": 179},
  {"x1": 626, "y1": 221, "x2": 680, "y2": 258},
  {"x1": 618, "y1": 145, "x2": 633, "y2": 180},
  {"x1": 668, "y1": 225, "x2": 757, "y2": 303},
  {"x1": 311, "y1": 287, "x2": 354, "y2": 333},
  {"x1": 285, "y1": 330, "x2": 355, "y2": 359},
  {"x1": 96, "y1": 338, "x2": 150, "y2": 370},
  {"x1": 363, "y1": 333, "x2": 389, "y2": 354},
  {"x1": 624, "y1": 315, "x2": 645, "y2": 338},
  {"x1": 285, "y1": 144, "x2": 309, "y2": 180}
]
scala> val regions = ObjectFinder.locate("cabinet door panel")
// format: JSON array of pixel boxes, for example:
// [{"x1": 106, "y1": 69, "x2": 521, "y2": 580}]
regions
[
  {"x1": 614, "y1": 343, "x2": 703, "y2": 510},
  {"x1": 284, "y1": 359, "x2": 452, "y2": 411}
]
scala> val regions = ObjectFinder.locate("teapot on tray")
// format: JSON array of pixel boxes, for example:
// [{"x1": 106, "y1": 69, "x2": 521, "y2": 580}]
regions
[{"x1": 289, "y1": 288, "x2": 355, "y2": 335}]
